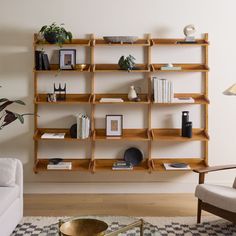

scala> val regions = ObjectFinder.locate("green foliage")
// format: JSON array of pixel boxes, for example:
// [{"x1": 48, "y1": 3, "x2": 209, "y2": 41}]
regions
[
  {"x1": 118, "y1": 55, "x2": 136, "y2": 71},
  {"x1": 0, "y1": 97, "x2": 33, "y2": 130},
  {"x1": 39, "y1": 22, "x2": 72, "y2": 46}
]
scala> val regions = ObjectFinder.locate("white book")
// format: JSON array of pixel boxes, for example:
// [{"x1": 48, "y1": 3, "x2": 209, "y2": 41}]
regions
[
  {"x1": 100, "y1": 98, "x2": 124, "y2": 103},
  {"x1": 41, "y1": 133, "x2": 65, "y2": 139},
  {"x1": 157, "y1": 79, "x2": 162, "y2": 102},
  {"x1": 172, "y1": 97, "x2": 194, "y2": 103},
  {"x1": 47, "y1": 162, "x2": 72, "y2": 170},
  {"x1": 153, "y1": 77, "x2": 158, "y2": 102},
  {"x1": 163, "y1": 163, "x2": 190, "y2": 170},
  {"x1": 112, "y1": 166, "x2": 133, "y2": 170}
]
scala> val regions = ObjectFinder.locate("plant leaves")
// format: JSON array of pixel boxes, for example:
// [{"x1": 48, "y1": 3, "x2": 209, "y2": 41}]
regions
[
  {"x1": 14, "y1": 113, "x2": 24, "y2": 124},
  {"x1": 0, "y1": 98, "x2": 9, "y2": 103},
  {"x1": 0, "y1": 101, "x2": 13, "y2": 112},
  {"x1": 13, "y1": 100, "x2": 25, "y2": 105},
  {"x1": 3, "y1": 110, "x2": 17, "y2": 126}
]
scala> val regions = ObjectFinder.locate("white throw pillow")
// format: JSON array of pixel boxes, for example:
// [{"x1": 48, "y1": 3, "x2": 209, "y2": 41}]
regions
[{"x1": 0, "y1": 158, "x2": 17, "y2": 187}]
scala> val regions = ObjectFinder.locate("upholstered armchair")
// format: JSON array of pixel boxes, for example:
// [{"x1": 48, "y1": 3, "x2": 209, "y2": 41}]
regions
[{"x1": 193, "y1": 165, "x2": 236, "y2": 224}]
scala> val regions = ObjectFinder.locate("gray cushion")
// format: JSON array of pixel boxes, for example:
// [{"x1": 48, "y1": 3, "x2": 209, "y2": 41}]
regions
[
  {"x1": 195, "y1": 184, "x2": 236, "y2": 213},
  {"x1": 233, "y1": 177, "x2": 236, "y2": 189}
]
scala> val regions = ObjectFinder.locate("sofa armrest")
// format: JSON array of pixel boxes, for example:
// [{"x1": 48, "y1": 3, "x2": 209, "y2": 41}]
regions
[
  {"x1": 15, "y1": 159, "x2": 23, "y2": 217},
  {"x1": 193, "y1": 164, "x2": 236, "y2": 174}
]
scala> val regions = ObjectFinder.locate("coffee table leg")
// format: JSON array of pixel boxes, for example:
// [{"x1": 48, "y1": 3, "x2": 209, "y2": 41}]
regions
[{"x1": 140, "y1": 219, "x2": 144, "y2": 236}]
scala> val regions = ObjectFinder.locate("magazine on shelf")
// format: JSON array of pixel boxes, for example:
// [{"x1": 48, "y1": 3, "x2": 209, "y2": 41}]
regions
[
  {"x1": 47, "y1": 162, "x2": 72, "y2": 170},
  {"x1": 100, "y1": 98, "x2": 124, "y2": 103},
  {"x1": 41, "y1": 133, "x2": 65, "y2": 139}
]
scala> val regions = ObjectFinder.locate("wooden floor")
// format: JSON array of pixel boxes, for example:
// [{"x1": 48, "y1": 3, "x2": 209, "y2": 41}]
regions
[{"x1": 24, "y1": 194, "x2": 210, "y2": 217}]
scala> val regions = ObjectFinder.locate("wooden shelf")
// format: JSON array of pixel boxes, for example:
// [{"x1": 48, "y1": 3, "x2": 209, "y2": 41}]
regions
[
  {"x1": 151, "y1": 38, "x2": 209, "y2": 46},
  {"x1": 34, "y1": 159, "x2": 90, "y2": 172},
  {"x1": 152, "y1": 93, "x2": 209, "y2": 105},
  {"x1": 34, "y1": 64, "x2": 91, "y2": 73},
  {"x1": 151, "y1": 128, "x2": 209, "y2": 142},
  {"x1": 34, "y1": 39, "x2": 91, "y2": 46},
  {"x1": 91, "y1": 159, "x2": 149, "y2": 172},
  {"x1": 93, "y1": 64, "x2": 150, "y2": 72},
  {"x1": 34, "y1": 128, "x2": 91, "y2": 141},
  {"x1": 151, "y1": 158, "x2": 208, "y2": 171},
  {"x1": 94, "y1": 39, "x2": 150, "y2": 46},
  {"x1": 93, "y1": 94, "x2": 150, "y2": 104},
  {"x1": 35, "y1": 94, "x2": 92, "y2": 104},
  {"x1": 151, "y1": 64, "x2": 209, "y2": 72},
  {"x1": 94, "y1": 129, "x2": 150, "y2": 141}
]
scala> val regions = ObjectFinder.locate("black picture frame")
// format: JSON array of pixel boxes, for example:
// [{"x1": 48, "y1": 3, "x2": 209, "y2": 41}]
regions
[{"x1": 59, "y1": 49, "x2": 76, "y2": 70}]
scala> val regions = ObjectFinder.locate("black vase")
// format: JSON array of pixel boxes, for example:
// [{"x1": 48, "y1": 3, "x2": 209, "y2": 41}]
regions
[{"x1": 44, "y1": 32, "x2": 57, "y2": 44}]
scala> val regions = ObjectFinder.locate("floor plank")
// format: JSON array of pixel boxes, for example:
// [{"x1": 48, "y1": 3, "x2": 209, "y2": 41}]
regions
[{"x1": 24, "y1": 194, "x2": 210, "y2": 217}]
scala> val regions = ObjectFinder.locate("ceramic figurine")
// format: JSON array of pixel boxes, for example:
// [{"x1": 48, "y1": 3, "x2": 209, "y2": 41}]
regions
[{"x1": 184, "y1": 25, "x2": 196, "y2": 42}]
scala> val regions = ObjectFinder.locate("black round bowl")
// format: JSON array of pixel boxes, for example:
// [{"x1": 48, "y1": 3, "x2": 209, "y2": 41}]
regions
[
  {"x1": 124, "y1": 147, "x2": 143, "y2": 166},
  {"x1": 44, "y1": 32, "x2": 57, "y2": 44}
]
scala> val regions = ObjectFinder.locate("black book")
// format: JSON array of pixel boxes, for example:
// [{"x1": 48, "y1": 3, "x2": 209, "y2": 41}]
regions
[
  {"x1": 42, "y1": 53, "x2": 50, "y2": 70},
  {"x1": 35, "y1": 50, "x2": 43, "y2": 70}
]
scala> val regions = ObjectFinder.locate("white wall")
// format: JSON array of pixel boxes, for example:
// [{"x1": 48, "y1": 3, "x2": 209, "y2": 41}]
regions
[{"x1": 0, "y1": 0, "x2": 236, "y2": 193}]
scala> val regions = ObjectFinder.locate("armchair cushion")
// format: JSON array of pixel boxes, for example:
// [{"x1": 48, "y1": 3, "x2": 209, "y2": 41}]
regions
[
  {"x1": 195, "y1": 184, "x2": 236, "y2": 213},
  {"x1": 0, "y1": 158, "x2": 17, "y2": 187}
]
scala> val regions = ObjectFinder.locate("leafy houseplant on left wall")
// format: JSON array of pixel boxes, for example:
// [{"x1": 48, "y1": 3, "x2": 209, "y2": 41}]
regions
[{"x1": 0, "y1": 91, "x2": 33, "y2": 130}]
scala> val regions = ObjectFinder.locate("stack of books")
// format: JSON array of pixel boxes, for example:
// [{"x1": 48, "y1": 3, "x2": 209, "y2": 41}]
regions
[
  {"x1": 47, "y1": 161, "x2": 72, "y2": 170},
  {"x1": 153, "y1": 77, "x2": 174, "y2": 103},
  {"x1": 77, "y1": 114, "x2": 90, "y2": 139},
  {"x1": 112, "y1": 161, "x2": 133, "y2": 170}
]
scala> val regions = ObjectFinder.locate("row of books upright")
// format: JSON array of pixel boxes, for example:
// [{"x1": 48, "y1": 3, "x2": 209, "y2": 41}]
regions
[
  {"x1": 35, "y1": 50, "x2": 50, "y2": 70},
  {"x1": 153, "y1": 77, "x2": 174, "y2": 103},
  {"x1": 77, "y1": 113, "x2": 90, "y2": 139}
]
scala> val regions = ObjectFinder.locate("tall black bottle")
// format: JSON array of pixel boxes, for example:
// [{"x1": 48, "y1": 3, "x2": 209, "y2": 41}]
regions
[{"x1": 182, "y1": 111, "x2": 189, "y2": 137}]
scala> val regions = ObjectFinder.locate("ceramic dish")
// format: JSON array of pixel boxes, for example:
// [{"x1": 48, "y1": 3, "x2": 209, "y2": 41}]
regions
[
  {"x1": 124, "y1": 147, "x2": 143, "y2": 166},
  {"x1": 103, "y1": 36, "x2": 138, "y2": 43}
]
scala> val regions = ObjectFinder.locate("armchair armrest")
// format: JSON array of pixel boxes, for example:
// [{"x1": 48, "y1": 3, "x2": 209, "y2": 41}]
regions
[{"x1": 193, "y1": 164, "x2": 236, "y2": 174}]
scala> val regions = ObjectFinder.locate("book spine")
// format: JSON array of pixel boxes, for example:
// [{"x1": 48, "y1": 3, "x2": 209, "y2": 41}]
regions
[
  {"x1": 35, "y1": 51, "x2": 43, "y2": 70},
  {"x1": 157, "y1": 79, "x2": 161, "y2": 103},
  {"x1": 153, "y1": 77, "x2": 157, "y2": 102}
]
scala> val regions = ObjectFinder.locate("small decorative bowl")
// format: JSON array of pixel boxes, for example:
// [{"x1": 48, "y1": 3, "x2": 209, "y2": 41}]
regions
[{"x1": 77, "y1": 64, "x2": 86, "y2": 71}]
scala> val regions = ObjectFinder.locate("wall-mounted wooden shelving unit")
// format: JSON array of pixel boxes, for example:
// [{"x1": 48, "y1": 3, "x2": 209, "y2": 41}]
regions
[{"x1": 33, "y1": 33, "x2": 209, "y2": 174}]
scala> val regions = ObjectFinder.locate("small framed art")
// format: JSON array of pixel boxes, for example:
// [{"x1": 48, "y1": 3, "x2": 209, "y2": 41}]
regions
[
  {"x1": 59, "y1": 49, "x2": 76, "y2": 70},
  {"x1": 106, "y1": 115, "x2": 123, "y2": 137}
]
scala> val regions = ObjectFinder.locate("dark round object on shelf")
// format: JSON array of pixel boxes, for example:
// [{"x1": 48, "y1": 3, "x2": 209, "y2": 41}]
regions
[
  {"x1": 49, "y1": 158, "x2": 63, "y2": 165},
  {"x1": 70, "y1": 123, "x2": 77, "y2": 138},
  {"x1": 44, "y1": 32, "x2": 57, "y2": 44},
  {"x1": 124, "y1": 147, "x2": 143, "y2": 166},
  {"x1": 170, "y1": 163, "x2": 188, "y2": 168}
]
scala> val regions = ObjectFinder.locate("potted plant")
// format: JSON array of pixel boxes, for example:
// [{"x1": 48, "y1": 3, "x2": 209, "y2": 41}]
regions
[
  {"x1": 0, "y1": 93, "x2": 33, "y2": 130},
  {"x1": 39, "y1": 22, "x2": 72, "y2": 46},
  {"x1": 118, "y1": 55, "x2": 136, "y2": 71}
]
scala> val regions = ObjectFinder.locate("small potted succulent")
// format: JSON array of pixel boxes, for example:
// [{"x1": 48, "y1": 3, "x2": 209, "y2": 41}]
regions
[
  {"x1": 39, "y1": 22, "x2": 72, "y2": 46},
  {"x1": 118, "y1": 55, "x2": 136, "y2": 71}
]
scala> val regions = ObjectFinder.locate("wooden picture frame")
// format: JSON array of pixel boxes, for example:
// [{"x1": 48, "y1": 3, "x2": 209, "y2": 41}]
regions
[
  {"x1": 59, "y1": 49, "x2": 76, "y2": 70},
  {"x1": 106, "y1": 115, "x2": 123, "y2": 137}
]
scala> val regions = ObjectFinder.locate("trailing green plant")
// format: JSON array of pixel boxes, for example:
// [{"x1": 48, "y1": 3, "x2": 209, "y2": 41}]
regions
[
  {"x1": 118, "y1": 55, "x2": 136, "y2": 71},
  {"x1": 0, "y1": 90, "x2": 33, "y2": 130},
  {"x1": 39, "y1": 22, "x2": 72, "y2": 46}
]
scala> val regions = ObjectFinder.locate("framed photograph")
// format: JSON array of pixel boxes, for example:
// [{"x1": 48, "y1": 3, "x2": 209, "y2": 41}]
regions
[
  {"x1": 59, "y1": 49, "x2": 76, "y2": 70},
  {"x1": 106, "y1": 115, "x2": 123, "y2": 137}
]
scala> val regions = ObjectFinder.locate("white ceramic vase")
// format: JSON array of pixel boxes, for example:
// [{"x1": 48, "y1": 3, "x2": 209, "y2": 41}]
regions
[{"x1": 128, "y1": 86, "x2": 137, "y2": 101}]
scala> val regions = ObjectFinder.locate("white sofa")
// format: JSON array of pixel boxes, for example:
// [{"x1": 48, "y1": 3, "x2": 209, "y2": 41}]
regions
[{"x1": 0, "y1": 159, "x2": 23, "y2": 236}]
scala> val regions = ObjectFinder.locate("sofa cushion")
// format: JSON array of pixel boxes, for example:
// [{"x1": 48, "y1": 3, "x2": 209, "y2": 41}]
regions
[
  {"x1": 0, "y1": 158, "x2": 17, "y2": 187},
  {"x1": 195, "y1": 184, "x2": 236, "y2": 213},
  {"x1": 0, "y1": 186, "x2": 20, "y2": 216}
]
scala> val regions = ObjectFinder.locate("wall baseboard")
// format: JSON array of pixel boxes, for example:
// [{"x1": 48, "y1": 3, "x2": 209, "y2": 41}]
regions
[{"x1": 24, "y1": 182, "x2": 197, "y2": 194}]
